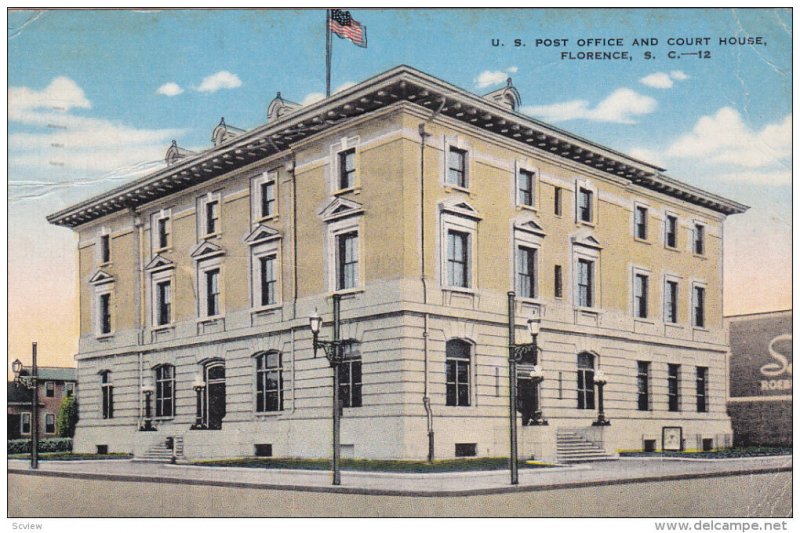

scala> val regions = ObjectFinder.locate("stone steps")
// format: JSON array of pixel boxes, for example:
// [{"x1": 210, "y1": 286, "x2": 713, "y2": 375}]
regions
[{"x1": 556, "y1": 431, "x2": 617, "y2": 463}]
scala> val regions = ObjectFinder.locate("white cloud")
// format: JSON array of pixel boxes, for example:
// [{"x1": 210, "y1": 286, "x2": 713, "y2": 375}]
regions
[
  {"x1": 522, "y1": 88, "x2": 657, "y2": 124},
  {"x1": 667, "y1": 107, "x2": 791, "y2": 168},
  {"x1": 299, "y1": 81, "x2": 357, "y2": 106},
  {"x1": 156, "y1": 82, "x2": 184, "y2": 96},
  {"x1": 195, "y1": 71, "x2": 242, "y2": 93},
  {"x1": 9, "y1": 76, "x2": 90, "y2": 114},
  {"x1": 639, "y1": 70, "x2": 689, "y2": 89},
  {"x1": 475, "y1": 66, "x2": 518, "y2": 89}
]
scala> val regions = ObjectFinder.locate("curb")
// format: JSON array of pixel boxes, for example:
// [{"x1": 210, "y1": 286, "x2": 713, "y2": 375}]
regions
[
  {"x1": 8, "y1": 464, "x2": 791, "y2": 498},
  {"x1": 618, "y1": 456, "x2": 793, "y2": 463}
]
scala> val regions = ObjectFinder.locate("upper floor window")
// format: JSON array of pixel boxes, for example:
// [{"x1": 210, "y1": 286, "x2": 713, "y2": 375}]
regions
[
  {"x1": 199, "y1": 193, "x2": 221, "y2": 238},
  {"x1": 578, "y1": 188, "x2": 593, "y2": 223},
  {"x1": 445, "y1": 340, "x2": 471, "y2": 407},
  {"x1": 337, "y1": 343, "x2": 362, "y2": 408},
  {"x1": 100, "y1": 371, "x2": 113, "y2": 419},
  {"x1": 99, "y1": 292, "x2": 112, "y2": 334},
  {"x1": 259, "y1": 255, "x2": 277, "y2": 307},
  {"x1": 157, "y1": 217, "x2": 170, "y2": 250},
  {"x1": 339, "y1": 148, "x2": 356, "y2": 190},
  {"x1": 155, "y1": 364, "x2": 175, "y2": 418},
  {"x1": 516, "y1": 246, "x2": 537, "y2": 299},
  {"x1": 696, "y1": 366, "x2": 708, "y2": 413},
  {"x1": 336, "y1": 231, "x2": 359, "y2": 291},
  {"x1": 665, "y1": 214, "x2": 678, "y2": 249},
  {"x1": 45, "y1": 381, "x2": 55, "y2": 397},
  {"x1": 447, "y1": 147, "x2": 467, "y2": 188},
  {"x1": 156, "y1": 280, "x2": 172, "y2": 326},
  {"x1": 100, "y1": 234, "x2": 111, "y2": 264},
  {"x1": 205, "y1": 268, "x2": 221, "y2": 317},
  {"x1": 554, "y1": 265, "x2": 563, "y2": 298},
  {"x1": 693, "y1": 224, "x2": 705, "y2": 255},
  {"x1": 637, "y1": 361, "x2": 650, "y2": 411},
  {"x1": 665, "y1": 279, "x2": 678, "y2": 324},
  {"x1": 577, "y1": 259, "x2": 594, "y2": 308},
  {"x1": 554, "y1": 187, "x2": 563, "y2": 216},
  {"x1": 447, "y1": 230, "x2": 470, "y2": 288},
  {"x1": 518, "y1": 169, "x2": 534, "y2": 207},
  {"x1": 255, "y1": 351, "x2": 283, "y2": 412},
  {"x1": 577, "y1": 352, "x2": 595, "y2": 410},
  {"x1": 634, "y1": 273, "x2": 649, "y2": 319},
  {"x1": 668, "y1": 364, "x2": 680, "y2": 412},
  {"x1": 65, "y1": 382, "x2": 75, "y2": 397},
  {"x1": 252, "y1": 172, "x2": 278, "y2": 221},
  {"x1": 635, "y1": 206, "x2": 648, "y2": 240},
  {"x1": 693, "y1": 285, "x2": 706, "y2": 328},
  {"x1": 45, "y1": 413, "x2": 56, "y2": 434}
]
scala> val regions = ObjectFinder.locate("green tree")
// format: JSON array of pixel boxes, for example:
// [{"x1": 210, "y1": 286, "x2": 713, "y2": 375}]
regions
[{"x1": 56, "y1": 394, "x2": 79, "y2": 438}]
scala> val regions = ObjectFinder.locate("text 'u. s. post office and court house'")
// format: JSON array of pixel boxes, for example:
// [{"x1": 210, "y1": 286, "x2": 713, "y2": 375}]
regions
[{"x1": 48, "y1": 66, "x2": 748, "y2": 462}]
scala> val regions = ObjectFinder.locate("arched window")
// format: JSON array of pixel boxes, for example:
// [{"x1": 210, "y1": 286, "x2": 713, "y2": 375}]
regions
[
  {"x1": 255, "y1": 352, "x2": 283, "y2": 412},
  {"x1": 446, "y1": 340, "x2": 471, "y2": 407},
  {"x1": 337, "y1": 342, "x2": 361, "y2": 408},
  {"x1": 100, "y1": 370, "x2": 113, "y2": 419},
  {"x1": 577, "y1": 353, "x2": 595, "y2": 410},
  {"x1": 154, "y1": 364, "x2": 175, "y2": 418}
]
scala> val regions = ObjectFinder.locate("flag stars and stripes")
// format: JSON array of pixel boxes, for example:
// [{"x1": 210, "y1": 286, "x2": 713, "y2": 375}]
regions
[{"x1": 329, "y1": 9, "x2": 367, "y2": 48}]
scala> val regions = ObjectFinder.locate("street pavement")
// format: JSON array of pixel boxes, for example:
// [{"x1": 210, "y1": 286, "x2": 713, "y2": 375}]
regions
[{"x1": 7, "y1": 454, "x2": 792, "y2": 496}]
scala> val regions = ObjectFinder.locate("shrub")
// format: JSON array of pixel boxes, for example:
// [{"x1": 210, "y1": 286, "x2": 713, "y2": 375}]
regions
[
  {"x1": 56, "y1": 395, "x2": 79, "y2": 438},
  {"x1": 8, "y1": 438, "x2": 72, "y2": 454}
]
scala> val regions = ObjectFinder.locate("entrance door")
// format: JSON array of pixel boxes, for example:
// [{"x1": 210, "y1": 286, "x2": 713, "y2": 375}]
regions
[
  {"x1": 517, "y1": 378, "x2": 536, "y2": 426},
  {"x1": 204, "y1": 363, "x2": 226, "y2": 430}
]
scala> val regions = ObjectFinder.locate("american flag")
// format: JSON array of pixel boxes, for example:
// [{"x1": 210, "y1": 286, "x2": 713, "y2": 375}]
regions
[{"x1": 329, "y1": 9, "x2": 367, "y2": 48}]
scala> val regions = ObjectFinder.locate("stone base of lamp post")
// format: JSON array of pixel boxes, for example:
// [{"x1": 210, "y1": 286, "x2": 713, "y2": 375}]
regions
[{"x1": 592, "y1": 416, "x2": 611, "y2": 426}]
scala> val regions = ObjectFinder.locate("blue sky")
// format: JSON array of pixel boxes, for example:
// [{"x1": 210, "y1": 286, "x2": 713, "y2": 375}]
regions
[{"x1": 7, "y1": 8, "x2": 792, "y2": 365}]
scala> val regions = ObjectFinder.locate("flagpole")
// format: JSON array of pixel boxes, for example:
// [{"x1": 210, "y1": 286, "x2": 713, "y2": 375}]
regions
[{"x1": 325, "y1": 9, "x2": 332, "y2": 98}]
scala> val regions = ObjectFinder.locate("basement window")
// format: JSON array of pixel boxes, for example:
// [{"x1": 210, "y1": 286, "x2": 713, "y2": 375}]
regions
[{"x1": 455, "y1": 443, "x2": 477, "y2": 457}]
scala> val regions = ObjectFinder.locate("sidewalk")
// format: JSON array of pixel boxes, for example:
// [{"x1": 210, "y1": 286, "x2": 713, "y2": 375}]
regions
[{"x1": 8, "y1": 455, "x2": 792, "y2": 497}]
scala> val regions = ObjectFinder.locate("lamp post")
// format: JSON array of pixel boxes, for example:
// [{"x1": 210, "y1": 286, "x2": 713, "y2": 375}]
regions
[
  {"x1": 140, "y1": 378, "x2": 156, "y2": 431},
  {"x1": 507, "y1": 292, "x2": 544, "y2": 485},
  {"x1": 12, "y1": 342, "x2": 39, "y2": 470},
  {"x1": 308, "y1": 294, "x2": 354, "y2": 486},
  {"x1": 191, "y1": 374, "x2": 207, "y2": 430},
  {"x1": 592, "y1": 369, "x2": 611, "y2": 426}
]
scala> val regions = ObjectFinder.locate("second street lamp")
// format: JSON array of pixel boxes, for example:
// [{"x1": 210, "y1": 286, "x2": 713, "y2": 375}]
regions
[
  {"x1": 309, "y1": 294, "x2": 355, "y2": 486},
  {"x1": 140, "y1": 378, "x2": 156, "y2": 431},
  {"x1": 191, "y1": 374, "x2": 207, "y2": 430},
  {"x1": 12, "y1": 342, "x2": 39, "y2": 470},
  {"x1": 593, "y1": 369, "x2": 611, "y2": 426}
]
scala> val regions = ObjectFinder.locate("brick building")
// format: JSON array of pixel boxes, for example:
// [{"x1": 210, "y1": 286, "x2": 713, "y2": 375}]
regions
[{"x1": 7, "y1": 367, "x2": 77, "y2": 439}]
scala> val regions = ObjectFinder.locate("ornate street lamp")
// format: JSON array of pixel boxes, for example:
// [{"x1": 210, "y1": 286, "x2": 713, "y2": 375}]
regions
[
  {"x1": 191, "y1": 373, "x2": 207, "y2": 430},
  {"x1": 140, "y1": 377, "x2": 156, "y2": 431},
  {"x1": 308, "y1": 294, "x2": 356, "y2": 486},
  {"x1": 507, "y1": 292, "x2": 546, "y2": 485},
  {"x1": 592, "y1": 369, "x2": 611, "y2": 426},
  {"x1": 12, "y1": 342, "x2": 39, "y2": 470}
]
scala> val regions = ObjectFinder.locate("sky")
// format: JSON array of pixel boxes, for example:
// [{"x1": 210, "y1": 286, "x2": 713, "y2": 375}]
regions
[{"x1": 7, "y1": 8, "x2": 792, "y2": 370}]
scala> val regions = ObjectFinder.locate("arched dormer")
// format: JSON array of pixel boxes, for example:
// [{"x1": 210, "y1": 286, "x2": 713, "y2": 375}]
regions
[
  {"x1": 211, "y1": 117, "x2": 246, "y2": 146},
  {"x1": 165, "y1": 140, "x2": 197, "y2": 167},
  {"x1": 483, "y1": 78, "x2": 522, "y2": 112},
  {"x1": 267, "y1": 92, "x2": 301, "y2": 123}
]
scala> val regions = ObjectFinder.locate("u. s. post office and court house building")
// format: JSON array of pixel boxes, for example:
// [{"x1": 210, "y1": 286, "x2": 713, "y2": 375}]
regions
[{"x1": 48, "y1": 66, "x2": 748, "y2": 462}]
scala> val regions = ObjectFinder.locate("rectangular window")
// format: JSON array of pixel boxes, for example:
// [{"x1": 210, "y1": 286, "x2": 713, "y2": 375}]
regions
[
  {"x1": 446, "y1": 357, "x2": 470, "y2": 406},
  {"x1": 696, "y1": 366, "x2": 708, "y2": 413},
  {"x1": 635, "y1": 206, "x2": 648, "y2": 239},
  {"x1": 99, "y1": 293, "x2": 112, "y2": 334},
  {"x1": 260, "y1": 181, "x2": 276, "y2": 218},
  {"x1": 66, "y1": 383, "x2": 75, "y2": 397},
  {"x1": 157, "y1": 217, "x2": 170, "y2": 249},
  {"x1": 554, "y1": 265, "x2": 563, "y2": 298},
  {"x1": 100, "y1": 235, "x2": 110, "y2": 264},
  {"x1": 516, "y1": 246, "x2": 537, "y2": 298},
  {"x1": 446, "y1": 230, "x2": 469, "y2": 288},
  {"x1": 637, "y1": 361, "x2": 650, "y2": 411},
  {"x1": 518, "y1": 169, "x2": 534, "y2": 206},
  {"x1": 339, "y1": 148, "x2": 356, "y2": 190},
  {"x1": 45, "y1": 381, "x2": 55, "y2": 398},
  {"x1": 155, "y1": 366, "x2": 175, "y2": 418},
  {"x1": 693, "y1": 224, "x2": 705, "y2": 255},
  {"x1": 206, "y1": 200, "x2": 219, "y2": 236},
  {"x1": 336, "y1": 231, "x2": 359, "y2": 290},
  {"x1": 45, "y1": 413, "x2": 55, "y2": 434},
  {"x1": 101, "y1": 372, "x2": 113, "y2": 419},
  {"x1": 20, "y1": 413, "x2": 31, "y2": 434},
  {"x1": 577, "y1": 353, "x2": 595, "y2": 410},
  {"x1": 693, "y1": 286, "x2": 706, "y2": 328},
  {"x1": 668, "y1": 364, "x2": 680, "y2": 412},
  {"x1": 554, "y1": 187, "x2": 562, "y2": 216},
  {"x1": 665, "y1": 280, "x2": 678, "y2": 323},
  {"x1": 578, "y1": 188, "x2": 593, "y2": 222},
  {"x1": 634, "y1": 273, "x2": 648, "y2": 319},
  {"x1": 447, "y1": 147, "x2": 467, "y2": 188},
  {"x1": 338, "y1": 359, "x2": 362, "y2": 408},
  {"x1": 156, "y1": 280, "x2": 171, "y2": 326},
  {"x1": 577, "y1": 259, "x2": 594, "y2": 307},
  {"x1": 259, "y1": 256, "x2": 277, "y2": 306},
  {"x1": 256, "y1": 352, "x2": 283, "y2": 412},
  {"x1": 665, "y1": 215, "x2": 677, "y2": 248},
  {"x1": 205, "y1": 269, "x2": 220, "y2": 317}
]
